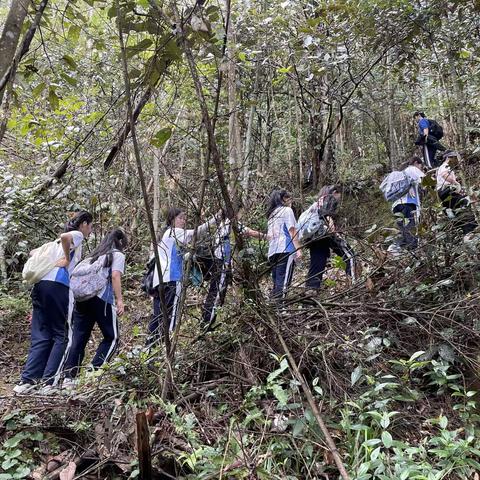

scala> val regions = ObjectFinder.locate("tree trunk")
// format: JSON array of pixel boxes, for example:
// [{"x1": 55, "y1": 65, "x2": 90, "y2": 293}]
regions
[
  {"x1": 241, "y1": 59, "x2": 261, "y2": 198},
  {"x1": 0, "y1": 0, "x2": 30, "y2": 104},
  {"x1": 227, "y1": 24, "x2": 242, "y2": 187}
]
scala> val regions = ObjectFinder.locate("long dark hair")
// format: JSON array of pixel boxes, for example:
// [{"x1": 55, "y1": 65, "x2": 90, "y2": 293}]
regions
[
  {"x1": 267, "y1": 189, "x2": 291, "y2": 218},
  {"x1": 89, "y1": 228, "x2": 128, "y2": 267},
  {"x1": 64, "y1": 211, "x2": 93, "y2": 232},
  {"x1": 318, "y1": 185, "x2": 340, "y2": 216}
]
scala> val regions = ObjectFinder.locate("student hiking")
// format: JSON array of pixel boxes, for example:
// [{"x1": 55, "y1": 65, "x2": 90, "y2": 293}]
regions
[
  {"x1": 14, "y1": 211, "x2": 93, "y2": 394},
  {"x1": 300, "y1": 186, "x2": 356, "y2": 290},
  {"x1": 267, "y1": 189, "x2": 301, "y2": 299},
  {"x1": 201, "y1": 204, "x2": 265, "y2": 330},
  {"x1": 413, "y1": 111, "x2": 445, "y2": 168},
  {"x1": 148, "y1": 207, "x2": 221, "y2": 345},
  {"x1": 436, "y1": 151, "x2": 478, "y2": 237},
  {"x1": 60, "y1": 229, "x2": 128, "y2": 388},
  {"x1": 386, "y1": 157, "x2": 425, "y2": 253}
]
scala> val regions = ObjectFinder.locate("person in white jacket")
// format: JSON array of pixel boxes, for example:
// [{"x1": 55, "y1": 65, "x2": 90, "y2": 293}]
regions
[{"x1": 148, "y1": 207, "x2": 220, "y2": 345}]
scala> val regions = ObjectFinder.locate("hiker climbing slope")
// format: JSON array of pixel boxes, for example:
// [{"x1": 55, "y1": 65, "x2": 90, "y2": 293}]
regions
[
  {"x1": 298, "y1": 186, "x2": 357, "y2": 290},
  {"x1": 201, "y1": 202, "x2": 265, "y2": 329},
  {"x1": 14, "y1": 211, "x2": 93, "y2": 394},
  {"x1": 148, "y1": 207, "x2": 221, "y2": 345},
  {"x1": 387, "y1": 157, "x2": 425, "y2": 252},
  {"x1": 266, "y1": 189, "x2": 302, "y2": 299},
  {"x1": 61, "y1": 228, "x2": 128, "y2": 388},
  {"x1": 414, "y1": 111, "x2": 445, "y2": 168}
]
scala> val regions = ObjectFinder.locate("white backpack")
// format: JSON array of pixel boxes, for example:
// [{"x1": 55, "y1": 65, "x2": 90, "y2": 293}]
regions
[
  {"x1": 70, "y1": 256, "x2": 110, "y2": 302},
  {"x1": 296, "y1": 205, "x2": 327, "y2": 243},
  {"x1": 380, "y1": 171, "x2": 413, "y2": 202},
  {"x1": 22, "y1": 240, "x2": 63, "y2": 285}
]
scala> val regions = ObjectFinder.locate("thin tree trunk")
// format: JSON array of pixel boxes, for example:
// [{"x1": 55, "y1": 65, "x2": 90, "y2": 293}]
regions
[
  {"x1": 227, "y1": 24, "x2": 242, "y2": 187},
  {"x1": 115, "y1": 0, "x2": 173, "y2": 394},
  {"x1": 293, "y1": 84, "x2": 304, "y2": 205},
  {"x1": 153, "y1": 109, "x2": 182, "y2": 234},
  {"x1": 241, "y1": 60, "x2": 261, "y2": 197},
  {"x1": 0, "y1": 0, "x2": 48, "y2": 106},
  {"x1": 0, "y1": 0, "x2": 30, "y2": 104}
]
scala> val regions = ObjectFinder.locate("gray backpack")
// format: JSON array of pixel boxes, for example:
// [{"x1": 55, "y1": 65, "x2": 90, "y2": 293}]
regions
[
  {"x1": 70, "y1": 256, "x2": 110, "y2": 302},
  {"x1": 380, "y1": 171, "x2": 413, "y2": 202}
]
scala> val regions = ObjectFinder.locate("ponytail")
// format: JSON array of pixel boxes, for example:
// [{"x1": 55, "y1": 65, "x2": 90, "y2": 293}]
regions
[
  {"x1": 88, "y1": 228, "x2": 128, "y2": 267},
  {"x1": 64, "y1": 211, "x2": 93, "y2": 232}
]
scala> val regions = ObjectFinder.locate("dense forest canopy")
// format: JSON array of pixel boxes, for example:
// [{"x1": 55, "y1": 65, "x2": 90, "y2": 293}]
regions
[{"x1": 1, "y1": 0, "x2": 480, "y2": 479}]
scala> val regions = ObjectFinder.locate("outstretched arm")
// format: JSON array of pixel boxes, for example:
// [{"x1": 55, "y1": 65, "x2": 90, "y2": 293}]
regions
[{"x1": 244, "y1": 227, "x2": 266, "y2": 240}]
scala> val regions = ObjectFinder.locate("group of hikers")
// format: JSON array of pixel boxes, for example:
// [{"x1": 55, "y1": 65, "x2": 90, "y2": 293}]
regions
[
  {"x1": 14, "y1": 185, "x2": 357, "y2": 394},
  {"x1": 13, "y1": 111, "x2": 477, "y2": 395},
  {"x1": 384, "y1": 112, "x2": 478, "y2": 254}
]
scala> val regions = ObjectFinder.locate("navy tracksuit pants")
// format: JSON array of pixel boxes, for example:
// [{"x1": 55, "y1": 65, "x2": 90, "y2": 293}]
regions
[
  {"x1": 393, "y1": 203, "x2": 418, "y2": 249},
  {"x1": 148, "y1": 281, "x2": 182, "y2": 345},
  {"x1": 21, "y1": 280, "x2": 72, "y2": 385},
  {"x1": 306, "y1": 236, "x2": 356, "y2": 289},
  {"x1": 269, "y1": 252, "x2": 295, "y2": 299},
  {"x1": 62, "y1": 296, "x2": 118, "y2": 379},
  {"x1": 201, "y1": 259, "x2": 231, "y2": 325}
]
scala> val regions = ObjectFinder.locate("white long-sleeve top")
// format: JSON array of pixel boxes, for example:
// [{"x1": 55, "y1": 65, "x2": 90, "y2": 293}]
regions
[{"x1": 153, "y1": 217, "x2": 217, "y2": 285}]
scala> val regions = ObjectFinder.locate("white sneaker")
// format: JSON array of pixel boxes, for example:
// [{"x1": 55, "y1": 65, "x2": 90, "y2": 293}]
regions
[
  {"x1": 62, "y1": 378, "x2": 78, "y2": 391},
  {"x1": 463, "y1": 232, "x2": 476, "y2": 243},
  {"x1": 38, "y1": 385, "x2": 58, "y2": 395},
  {"x1": 387, "y1": 244, "x2": 402, "y2": 257},
  {"x1": 13, "y1": 382, "x2": 36, "y2": 394}
]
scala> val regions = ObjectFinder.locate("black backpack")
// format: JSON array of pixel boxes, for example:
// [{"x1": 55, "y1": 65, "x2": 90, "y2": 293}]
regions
[
  {"x1": 141, "y1": 258, "x2": 157, "y2": 296},
  {"x1": 428, "y1": 119, "x2": 444, "y2": 140}
]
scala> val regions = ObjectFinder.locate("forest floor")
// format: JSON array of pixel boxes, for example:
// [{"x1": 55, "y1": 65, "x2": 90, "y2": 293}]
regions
[{"x1": 1, "y1": 188, "x2": 480, "y2": 478}]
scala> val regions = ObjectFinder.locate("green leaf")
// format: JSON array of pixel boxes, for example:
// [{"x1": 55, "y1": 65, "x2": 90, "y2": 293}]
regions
[
  {"x1": 332, "y1": 254, "x2": 347, "y2": 270},
  {"x1": 48, "y1": 87, "x2": 60, "y2": 110},
  {"x1": 267, "y1": 357, "x2": 289, "y2": 383},
  {"x1": 408, "y1": 351, "x2": 425, "y2": 362},
  {"x1": 370, "y1": 446, "x2": 381, "y2": 461},
  {"x1": 351, "y1": 365, "x2": 362, "y2": 386},
  {"x1": 127, "y1": 38, "x2": 153, "y2": 58},
  {"x1": 62, "y1": 55, "x2": 78, "y2": 70},
  {"x1": 271, "y1": 384, "x2": 289, "y2": 406},
  {"x1": 381, "y1": 431, "x2": 393, "y2": 448},
  {"x1": 67, "y1": 24, "x2": 81, "y2": 42},
  {"x1": 164, "y1": 39, "x2": 182, "y2": 61},
  {"x1": 29, "y1": 431, "x2": 43, "y2": 441},
  {"x1": 380, "y1": 412, "x2": 390, "y2": 429},
  {"x1": 2, "y1": 457, "x2": 19, "y2": 470},
  {"x1": 32, "y1": 82, "x2": 46, "y2": 97},
  {"x1": 4, "y1": 434, "x2": 25, "y2": 448},
  {"x1": 278, "y1": 66, "x2": 292, "y2": 74},
  {"x1": 61, "y1": 72, "x2": 77, "y2": 86},
  {"x1": 150, "y1": 127, "x2": 172, "y2": 148},
  {"x1": 292, "y1": 419, "x2": 305, "y2": 437},
  {"x1": 438, "y1": 415, "x2": 448, "y2": 429},
  {"x1": 12, "y1": 466, "x2": 30, "y2": 479},
  {"x1": 238, "y1": 52, "x2": 247, "y2": 61}
]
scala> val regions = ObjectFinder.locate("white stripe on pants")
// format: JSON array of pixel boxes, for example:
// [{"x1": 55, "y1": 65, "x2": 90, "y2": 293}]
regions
[
  {"x1": 53, "y1": 289, "x2": 75, "y2": 386},
  {"x1": 282, "y1": 254, "x2": 295, "y2": 297},
  {"x1": 170, "y1": 282, "x2": 183, "y2": 331},
  {"x1": 102, "y1": 304, "x2": 118, "y2": 364}
]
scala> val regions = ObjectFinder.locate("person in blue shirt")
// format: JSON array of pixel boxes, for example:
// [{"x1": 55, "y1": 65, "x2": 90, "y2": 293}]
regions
[
  {"x1": 414, "y1": 111, "x2": 441, "y2": 168},
  {"x1": 60, "y1": 228, "x2": 128, "y2": 389},
  {"x1": 389, "y1": 157, "x2": 425, "y2": 252},
  {"x1": 148, "y1": 207, "x2": 220, "y2": 345},
  {"x1": 14, "y1": 211, "x2": 93, "y2": 394}
]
